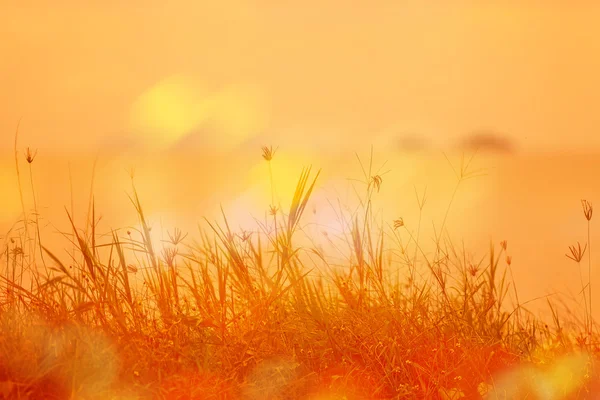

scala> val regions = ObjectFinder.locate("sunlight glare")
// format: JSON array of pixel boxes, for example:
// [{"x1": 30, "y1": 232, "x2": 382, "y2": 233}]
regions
[
  {"x1": 130, "y1": 78, "x2": 269, "y2": 151},
  {"x1": 130, "y1": 75, "x2": 208, "y2": 150},
  {"x1": 489, "y1": 352, "x2": 590, "y2": 399}
]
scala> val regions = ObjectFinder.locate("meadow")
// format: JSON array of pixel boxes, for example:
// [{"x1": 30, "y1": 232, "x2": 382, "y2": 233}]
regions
[{"x1": 1, "y1": 143, "x2": 599, "y2": 400}]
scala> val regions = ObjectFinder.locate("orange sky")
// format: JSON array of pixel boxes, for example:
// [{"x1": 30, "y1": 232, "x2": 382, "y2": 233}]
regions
[{"x1": 1, "y1": 2, "x2": 600, "y2": 153}]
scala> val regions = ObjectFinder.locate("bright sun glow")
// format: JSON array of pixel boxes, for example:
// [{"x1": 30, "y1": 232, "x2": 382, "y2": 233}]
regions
[
  {"x1": 129, "y1": 76, "x2": 269, "y2": 151},
  {"x1": 246, "y1": 155, "x2": 309, "y2": 209},
  {"x1": 129, "y1": 75, "x2": 207, "y2": 150}
]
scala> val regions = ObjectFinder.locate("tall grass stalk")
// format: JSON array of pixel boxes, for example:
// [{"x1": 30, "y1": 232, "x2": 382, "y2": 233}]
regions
[
  {"x1": 582, "y1": 200, "x2": 593, "y2": 336},
  {"x1": 13, "y1": 120, "x2": 28, "y2": 255},
  {"x1": 25, "y1": 147, "x2": 46, "y2": 269}
]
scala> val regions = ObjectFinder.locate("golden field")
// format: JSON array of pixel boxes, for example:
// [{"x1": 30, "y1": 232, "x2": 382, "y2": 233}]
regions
[
  {"x1": 3, "y1": 1, "x2": 600, "y2": 398},
  {"x1": 1, "y1": 143, "x2": 600, "y2": 399}
]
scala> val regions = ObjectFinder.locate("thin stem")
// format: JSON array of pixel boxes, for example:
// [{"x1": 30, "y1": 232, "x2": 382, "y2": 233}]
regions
[
  {"x1": 28, "y1": 163, "x2": 45, "y2": 268},
  {"x1": 13, "y1": 119, "x2": 28, "y2": 245},
  {"x1": 507, "y1": 262, "x2": 521, "y2": 328},
  {"x1": 579, "y1": 260, "x2": 589, "y2": 333},
  {"x1": 268, "y1": 161, "x2": 275, "y2": 207},
  {"x1": 588, "y1": 221, "x2": 592, "y2": 335},
  {"x1": 267, "y1": 160, "x2": 279, "y2": 270}
]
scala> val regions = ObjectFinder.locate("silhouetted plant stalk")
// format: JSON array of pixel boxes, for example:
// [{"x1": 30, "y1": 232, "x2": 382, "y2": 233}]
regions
[
  {"x1": 435, "y1": 152, "x2": 486, "y2": 269},
  {"x1": 13, "y1": 120, "x2": 28, "y2": 265},
  {"x1": 262, "y1": 145, "x2": 279, "y2": 269},
  {"x1": 567, "y1": 240, "x2": 589, "y2": 336},
  {"x1": 501, "y1": 241, "x2": 521, "y2": 328},
  {"x1": 351, "y1": 147, "x2": 392, "y2": 305},
  {"x1": 582, "y1": 199, "x2": 593, "y2": 335},
  {"x1": 25, "y1": 146, "x2": 46, "y2": 269},
  {"x1": 412, "y1": 187, "x2": 427, "y2": 287},
  {"x1": 261, "y1": 145, "x2": 277, "y2": 206}
]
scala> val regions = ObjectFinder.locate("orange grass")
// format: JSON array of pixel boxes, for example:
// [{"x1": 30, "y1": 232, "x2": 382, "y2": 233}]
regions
[{"x1": 1, "y1": 146, "x2": 599, "y2": 399}]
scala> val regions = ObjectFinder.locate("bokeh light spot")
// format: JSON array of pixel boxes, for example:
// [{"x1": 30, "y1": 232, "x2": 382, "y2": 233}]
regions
[
  {"x1": 130, "y1": 75, "x2": 207, "y2": 150},
  {"x1": 130, "y1": 77, "x2": 269, "y2": 151}
]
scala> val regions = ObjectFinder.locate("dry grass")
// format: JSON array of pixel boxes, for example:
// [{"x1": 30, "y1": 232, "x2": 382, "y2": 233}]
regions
[{"x1": 1, "y1": 145, "x2": 599, "y2": 399}]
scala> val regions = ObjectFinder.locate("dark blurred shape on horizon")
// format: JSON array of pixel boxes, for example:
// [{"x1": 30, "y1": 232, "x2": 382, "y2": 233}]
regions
[
  {"x1": 397, "y1": 134, "x2": 430, "y2": 153},
  {"x1": 459, "y1": 130, "x2": 516, "y2": 154}
]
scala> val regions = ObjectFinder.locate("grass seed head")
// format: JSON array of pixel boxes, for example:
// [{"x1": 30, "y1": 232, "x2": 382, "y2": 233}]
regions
[
  {"x1": 166, "y1": 227, "x2": 188, "y2": 246},
  {"x1": 566, "y1": 242, "x2": 587, "y2": 263},
  {"x1": 25, "y1": 147, "x2": 37, "y2": 164},
  {"x1": 162, "y1": 247, "x2": 178, "y2": 267},
  {"x1": 369, "y1": 175, "x2": 383, "y2": 192},
  {"x1": 467, "y1": 263, "x2": 479, "y2": 277},
  {"x1": 582, "y1": 199, "x2": 593, "y2": 221},
  {"x1": 262, "y1": 145, "x2": 277, "y2": 161},
  {"x1": 238, "y1": 230, "x2": 253, "y2": 242},
  {"x1": 393, "y1": 218, "x2": 404, "y2": 230}
]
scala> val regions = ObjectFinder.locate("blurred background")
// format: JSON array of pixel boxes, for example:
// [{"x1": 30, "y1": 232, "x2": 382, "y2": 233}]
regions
[{"x1": 1, "y1": 1, "x2": 600, "y2": 318}]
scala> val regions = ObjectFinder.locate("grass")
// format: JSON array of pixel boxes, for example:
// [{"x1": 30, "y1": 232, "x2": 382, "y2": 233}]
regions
[{"x1": 0, "y1": 144, "x2": 599, "y2": 399}]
